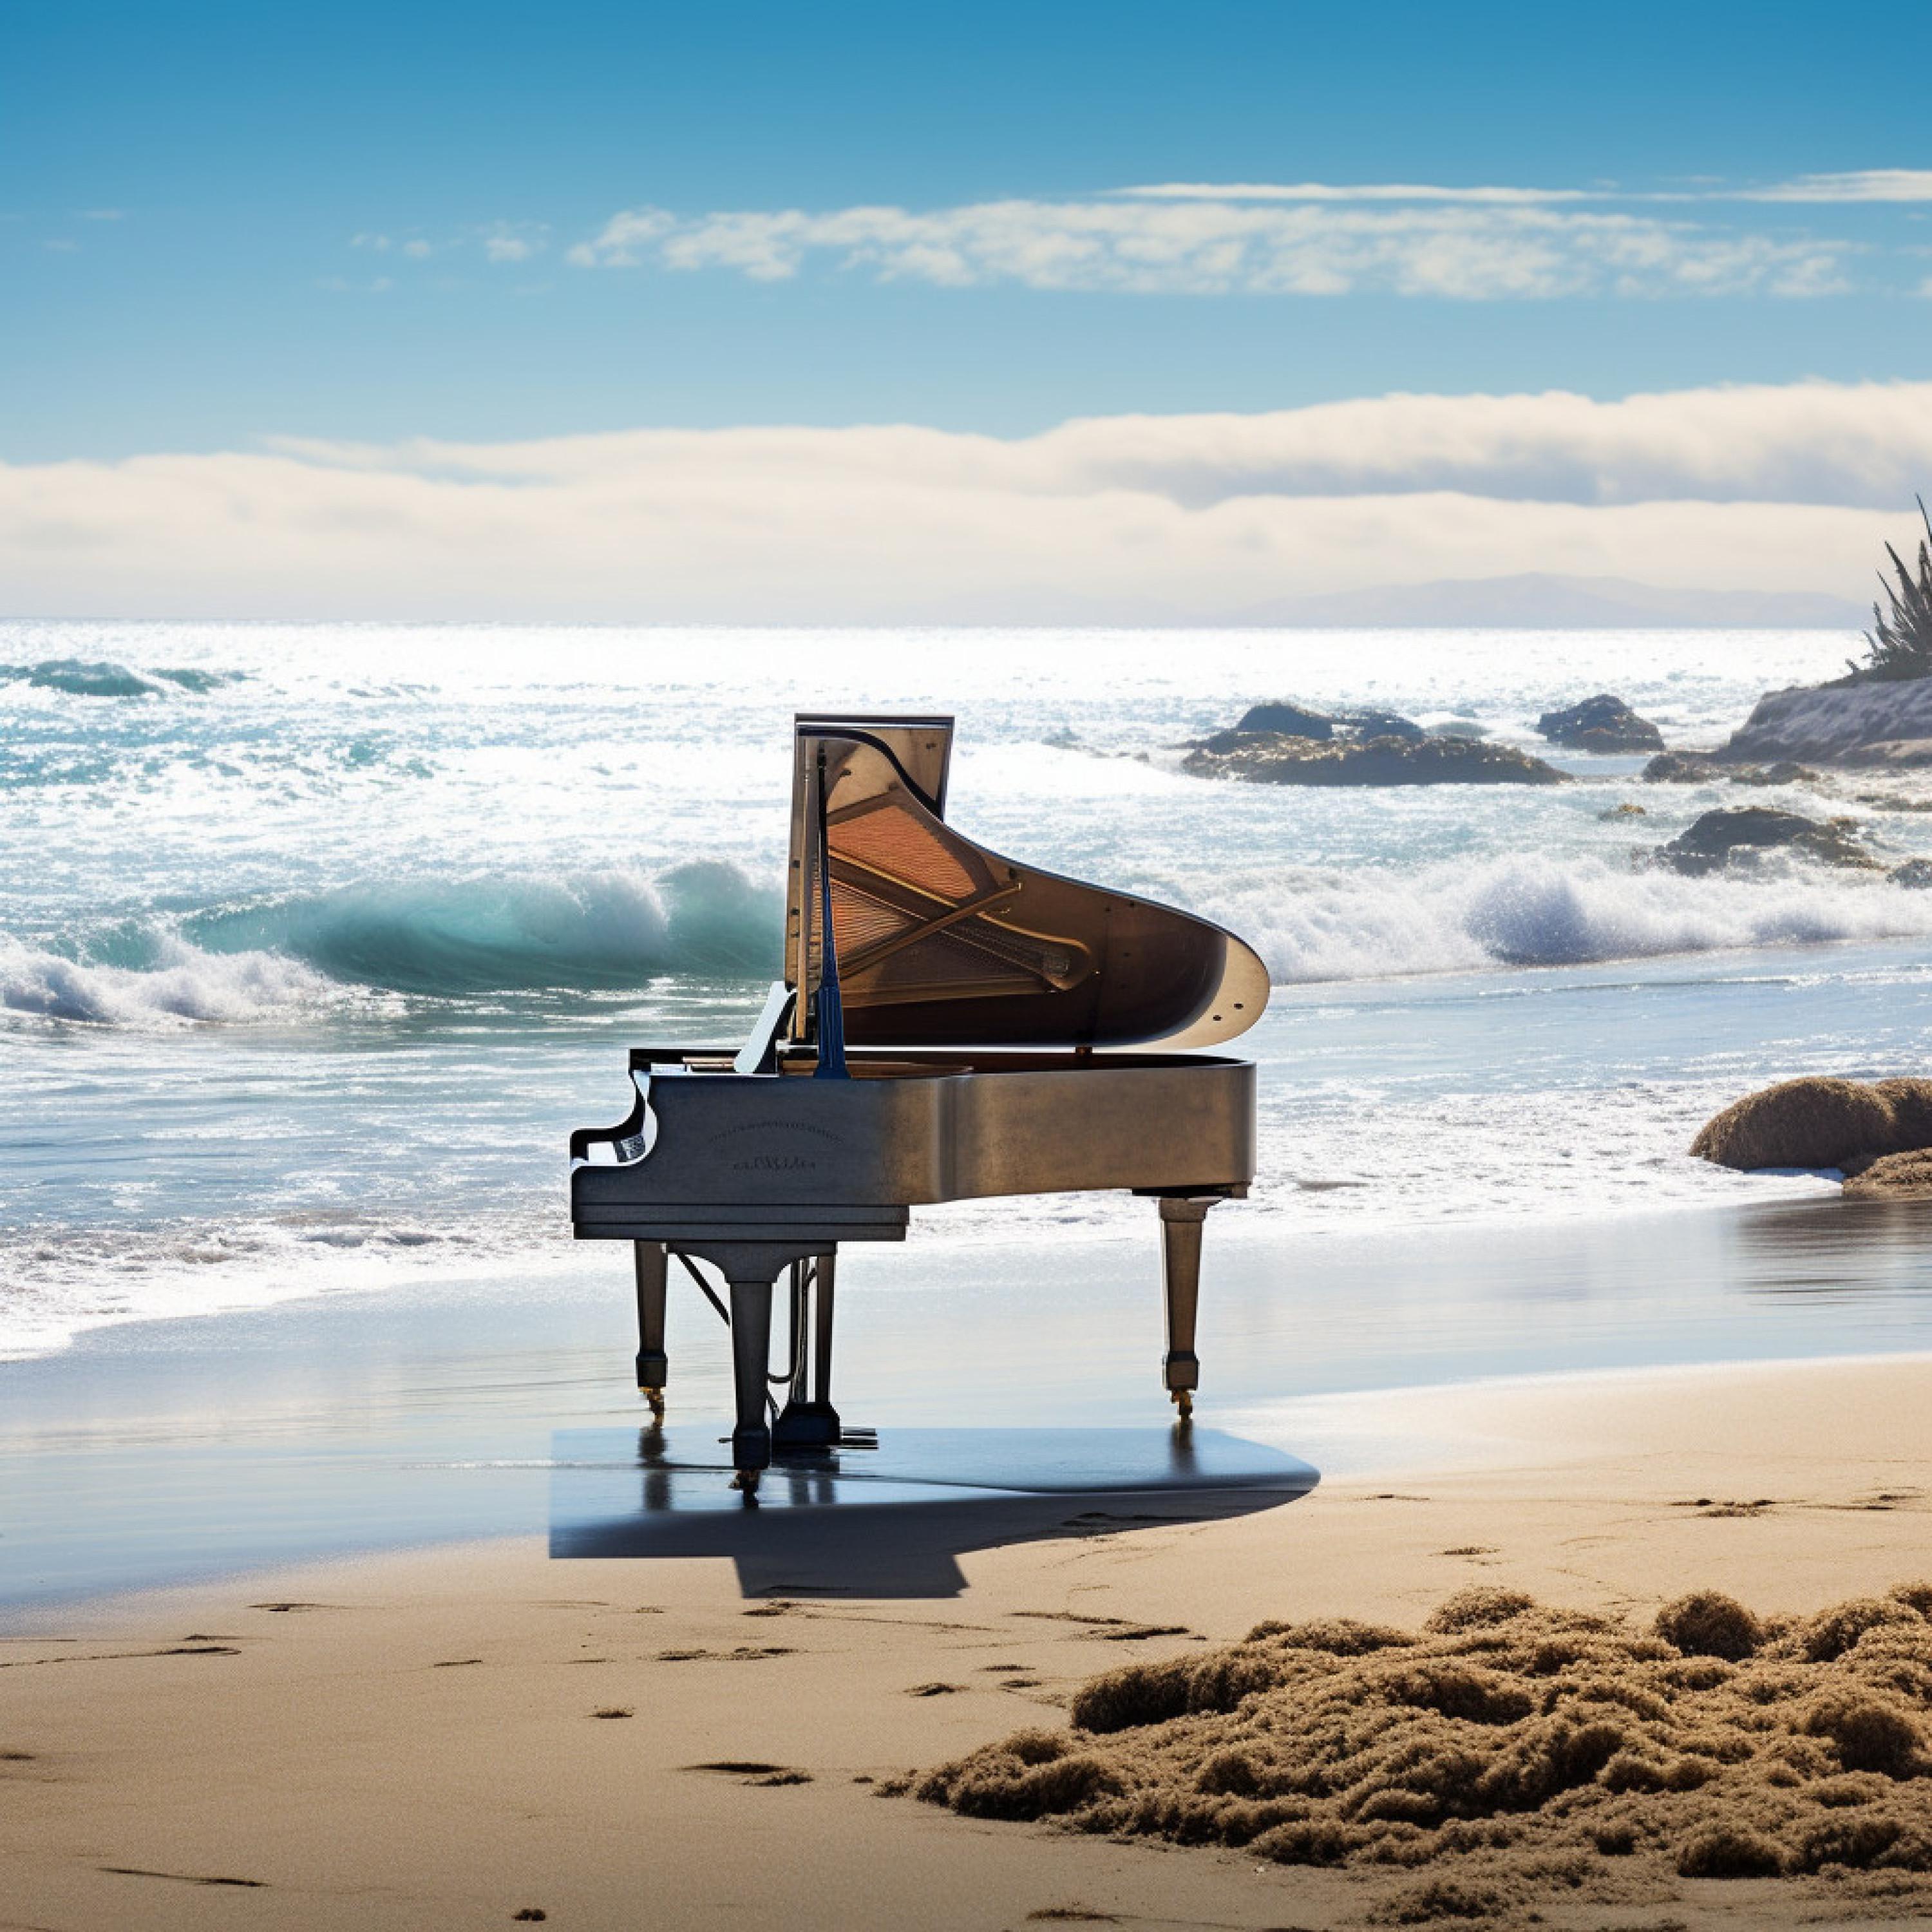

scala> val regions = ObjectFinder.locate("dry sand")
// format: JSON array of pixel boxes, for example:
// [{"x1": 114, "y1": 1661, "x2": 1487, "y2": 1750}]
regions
[{"x1": 4, "y1": 1353, "x2": 1931, "y2": 1932}]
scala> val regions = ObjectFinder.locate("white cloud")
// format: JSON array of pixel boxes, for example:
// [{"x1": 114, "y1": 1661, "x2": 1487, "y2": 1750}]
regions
[
  {"x1": 79, "y1": 207, "x2": 124, "y2": 221},
  {"x1": 479, "y1": 222, "x2": 547, "y2": 263},
  {"x1": 1750, "y1": 170, "x2": 1932, "y2": 204},
  {"x1": 1117, "y1": 182, "x2": 1592, "y2": 204},
  {"x1": 2, "y1": 381, "x2": 1926, "y2": 621},
  {"x1": 569, "y1": 196, "x2": 1850, "y2": 298},
  {"x1": 401, "y1": 238, "x2": 433, "y2": 260}
]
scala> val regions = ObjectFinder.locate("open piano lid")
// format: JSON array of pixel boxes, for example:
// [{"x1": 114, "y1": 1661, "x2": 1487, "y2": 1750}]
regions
[{"x1": 784, "y1": 714, "x2": 1270, "y2": 1052}]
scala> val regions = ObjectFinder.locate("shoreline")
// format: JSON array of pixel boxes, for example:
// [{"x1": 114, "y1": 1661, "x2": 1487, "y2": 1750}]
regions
[
  {"x1": 5, "y1": 1350, "x2": 1927, "y2": 1930},
  {"x1": 8, "y1": 1191, "x2": 1932, "y2": 1612}
]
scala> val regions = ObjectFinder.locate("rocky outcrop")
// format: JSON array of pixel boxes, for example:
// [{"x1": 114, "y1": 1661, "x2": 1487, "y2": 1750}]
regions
[
  {"x1": 1227, "y1": 701, "x2": 1426, "y2": 743},
  {"x1": 1653, "y1": 807, "x2": 1880, "y2": 875},
  {"x1": 1182, "y1": 733, "x2": 1567, "y2": 788},
  {"x1": 1891, "y1": 858, "x2": 1932, "y2": 889},
  {"x1": 1535, "y1": 693, "x2": 1664, "y2": 755},
  {"x1": 1642, "y1": 752, "x2": 1820, "y2": 786},
  {"x1": 1691, "y1": 1075, "x2": 1932, "y2": 1172},
  {"x1": 1643, "y1": 752, "x2": 1721, "y2": 784},
  {"x1": 1718, "y1": 678, "x2": 1932, "y2": 768}
]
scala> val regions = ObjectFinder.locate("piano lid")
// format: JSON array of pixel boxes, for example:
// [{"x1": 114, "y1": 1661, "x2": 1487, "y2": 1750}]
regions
[{"x1": 784, "y1": 714, "x2": 1270, "y2": 1051}]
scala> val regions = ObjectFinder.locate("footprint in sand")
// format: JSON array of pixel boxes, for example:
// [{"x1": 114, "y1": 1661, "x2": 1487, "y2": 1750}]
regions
[
  {"x1": 655, "y1": 1645, "x2": 794, "y2": 1662},
  {"x1": 686, "y1": 1761, "x2": 813, "y2": 1786}
]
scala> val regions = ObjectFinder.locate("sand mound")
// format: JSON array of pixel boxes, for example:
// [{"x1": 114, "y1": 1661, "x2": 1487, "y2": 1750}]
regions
[
  {"x1": 1690, "y1": 1076, "x2": 1932, "y2": 1172},
  {"x1": 1844, "y1": 1148, "x2": 1932, "y2": 1199},
  {"x1": 915, "y1": 1587, "x2": 1932, "y2": 1919}
]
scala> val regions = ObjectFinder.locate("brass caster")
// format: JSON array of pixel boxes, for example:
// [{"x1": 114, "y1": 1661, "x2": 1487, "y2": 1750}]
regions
[
  {"x1": 1170, "y1": 1388, "x2": 1194, "y2": 1420},
  {"x1": 730, "y1": 1469, "x2": 762, "y2": 1496},
  {"x1": 642, "y1": 1387, "x2": 666, "y2": 1419}
]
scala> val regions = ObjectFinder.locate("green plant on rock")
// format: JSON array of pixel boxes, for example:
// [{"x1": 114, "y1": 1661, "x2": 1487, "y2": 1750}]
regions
[{"x1": 1855, "y1": 495, "x2": 1932, "y2": 682}]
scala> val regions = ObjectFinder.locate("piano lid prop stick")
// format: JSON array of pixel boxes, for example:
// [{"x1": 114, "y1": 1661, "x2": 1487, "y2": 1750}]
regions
[{"x1": 812, "y1": 748, "x2": 849, "y2": 1079}]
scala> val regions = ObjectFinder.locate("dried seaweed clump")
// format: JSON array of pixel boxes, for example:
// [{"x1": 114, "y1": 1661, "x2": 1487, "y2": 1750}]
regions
[{"x1": 914, "y1": 1587, "x2": 1932, "y2": 1914}]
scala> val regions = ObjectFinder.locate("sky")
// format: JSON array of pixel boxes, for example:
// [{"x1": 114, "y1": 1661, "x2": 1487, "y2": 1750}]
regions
[{"x1": 5, "y1": 1, "x2": 1932, "y2": 620}]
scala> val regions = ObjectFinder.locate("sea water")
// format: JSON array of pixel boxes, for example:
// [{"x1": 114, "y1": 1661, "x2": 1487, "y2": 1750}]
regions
[{"x1": 6, "y1": 619, "x2": 1932, "y2": 1361}]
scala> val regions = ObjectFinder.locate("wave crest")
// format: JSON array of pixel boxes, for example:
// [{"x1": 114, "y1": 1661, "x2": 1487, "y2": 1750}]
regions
[
  {"x1": 0, "y1": 658, "x2": 247, "y2": 698},
  {"x1": 1, "y1": 935, "x2": 341, "y2": 1027},
  {"x1": 1213, "y1": 855, "x2": 1932, "y2": 983},
  {"x1": 185, "y1": 862, "x2": 781, "y2": 994}
]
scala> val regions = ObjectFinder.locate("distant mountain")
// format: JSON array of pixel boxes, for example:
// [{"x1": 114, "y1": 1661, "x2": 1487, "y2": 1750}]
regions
[{"x1": 1229, "y1": 573, "x2": 1867, "y2": 630}]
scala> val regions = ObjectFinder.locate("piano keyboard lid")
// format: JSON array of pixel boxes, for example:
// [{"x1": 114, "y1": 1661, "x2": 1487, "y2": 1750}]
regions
[{"x1": 784, "y1": 714, "x2": 1271, "y2": 1052}]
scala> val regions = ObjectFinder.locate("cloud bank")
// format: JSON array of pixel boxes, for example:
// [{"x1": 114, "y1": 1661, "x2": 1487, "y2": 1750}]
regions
[{"x1": 2, "y1": 381, "x2": 1927, "y2": 622}]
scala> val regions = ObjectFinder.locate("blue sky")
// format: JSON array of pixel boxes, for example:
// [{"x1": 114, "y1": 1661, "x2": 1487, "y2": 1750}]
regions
[
  {"x1": 7, "y1": 0, "x2": 1932, "y2": 459},
  {"x1": 5, "y1": 2, "x2": 1932, "y2": 620}
]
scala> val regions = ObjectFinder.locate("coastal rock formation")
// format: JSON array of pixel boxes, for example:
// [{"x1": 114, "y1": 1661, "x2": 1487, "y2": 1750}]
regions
[
  {"x1": 1891, "y1": 859, "x2": 1932, "y2": 889},
  {"x1": 1690, "y1": 1075, "x2": 1932, "y2": 1171},
  {"x1": 1653, "y1": 806, "x2": 1880, "y2": 875},
  {"x1": 914, "y1": 1584, "x2": 1932, "y2": 1913},
  {"x1": 1719, "y1": 678, "x2": 1932, "y2": 768},
  {"x1": 1642, "y1": 751, "x2": 1821, "y2": 786},
  {"x1": 1535, "y1": 692, "x2": 1664, "y2": 754},
  {"x1": 1182, "y1": 733, "x2": 1566, "y2": 787},
  {"x1": 1224, "y1": 700, "x2": 1426, "y2": 743}
]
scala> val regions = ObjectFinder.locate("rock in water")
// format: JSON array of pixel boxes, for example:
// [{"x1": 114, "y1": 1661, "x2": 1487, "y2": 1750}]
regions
[
  {"x1": 1642, "y1": 751, "x2": 1720, "y2": 784},
  {"x1": 1690, "y1": 1075, "x2": 1932, "y2": 1171},
  {"x1": 1654, "y1": 806, "x2": 1881, "y2": 874},
  {"x1": 1231, "y1": 700, "x2": 1336, "y2": 739},
  {"x1": 1182, "y1": 734, "x2": 1566, "y2": 787},
  {"x1": 1229, "y1": 701, "x2": 1427, "y2": 743},
  {"x1": 1892, "y1": 858, "x2": 1932, "y2": 889},
  {"x1": 1535, "y1": 693, "x2": 1665, "y2": 754},
  {"x1": 1719, "y1": 677, "x2": 1932, "y2": 768}
]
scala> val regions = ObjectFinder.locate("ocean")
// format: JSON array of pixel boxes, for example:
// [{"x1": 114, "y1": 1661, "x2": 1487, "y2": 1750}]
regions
[{"x1": 7, "y1": 618, "x2": 1932, "y2": 1365}]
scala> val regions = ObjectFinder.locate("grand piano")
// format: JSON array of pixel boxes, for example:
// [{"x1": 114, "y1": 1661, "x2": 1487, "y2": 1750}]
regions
[{"x1": 569, "y1": 714, "x2": 1269, "y2": 1490}]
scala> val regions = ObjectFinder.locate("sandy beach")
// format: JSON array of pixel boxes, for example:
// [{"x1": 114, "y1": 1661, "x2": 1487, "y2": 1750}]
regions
[{"x1": 6, "y1": 1350, "x2": 1928, "y2": 1932}]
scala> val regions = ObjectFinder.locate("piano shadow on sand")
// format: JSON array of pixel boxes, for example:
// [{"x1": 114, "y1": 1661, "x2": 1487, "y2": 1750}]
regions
[{"x1": 549, "y1": 1424, "x2": 1318, "y2": 1598}]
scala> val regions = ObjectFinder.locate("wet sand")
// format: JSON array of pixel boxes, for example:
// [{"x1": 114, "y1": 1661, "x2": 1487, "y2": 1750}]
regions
[{"x1": 5, "y1": 1352, "x2": 1929, "y2": 1931}]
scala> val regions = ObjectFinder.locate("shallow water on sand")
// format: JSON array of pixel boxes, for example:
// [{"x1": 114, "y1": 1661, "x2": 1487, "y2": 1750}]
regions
[{"x1": 4, "y1": 1193, "x2": 1929, "y2": 1607}]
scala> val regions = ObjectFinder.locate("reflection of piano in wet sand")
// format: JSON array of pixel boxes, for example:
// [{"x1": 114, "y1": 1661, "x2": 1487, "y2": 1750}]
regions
[{"x1": 569, "y1": 714, "x2": 1269, "y2": 1490}]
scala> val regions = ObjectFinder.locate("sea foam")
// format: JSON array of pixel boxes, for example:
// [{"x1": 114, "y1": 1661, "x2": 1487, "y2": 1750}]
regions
[
  {"x1": 0, "y1": 934, "x2": 342, "y2": 1028},
  {"x1": 1212, "y1": 855, "x2": 1932, "y2": 984}
]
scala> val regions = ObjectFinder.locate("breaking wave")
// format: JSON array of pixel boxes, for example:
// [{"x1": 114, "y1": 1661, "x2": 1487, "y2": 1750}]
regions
[
  {"x1": 4, "y1": 863, "x2": 784, "y2": 1024},
  {"x1": 14, "y1": 855, "x2": 1932, "y2": 1028},
  {"x1": 1212, "y1": 855, "x2": 1932, "y2": 984},
  {"x1": 1, "y1": 934, "x2": 342, "y2": 1027},
  {"x1": 184, "y1": 862, "x2": 782, "y2": 994},
  {"x1": 0, "y1": 657, "x2": 247, "y2": 697}
]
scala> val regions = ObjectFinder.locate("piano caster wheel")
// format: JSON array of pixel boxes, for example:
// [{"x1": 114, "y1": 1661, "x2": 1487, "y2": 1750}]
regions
[
  {"x1": 1170, "y1": 1388, "x2": 1194, "y2": 1420},
  {"x1": 641, "y1": 1387, "x2": 666, "y2": 1420},
  {"x1": 731, "y1": 1469, "x2": 762, "y2": 1496}
]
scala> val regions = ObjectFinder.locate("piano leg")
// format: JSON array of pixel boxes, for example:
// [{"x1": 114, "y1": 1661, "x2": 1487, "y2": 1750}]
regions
[
  {"x1": 1157, "y1": 1197, "x2": 1219, "y2": 1419},
  {"x1": 772, "y1": 1250, "x2": 841, "y2": 1450},
  {"x1": 633, "y1": 1242, "x2": 669, "y2": 1418},
  {"x1": 726, "y1": 1271, "x2": 777, "y2": 1490},
  {"x1": 812, "y1": 1251, "x2": 837, "y2": 1411}
]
